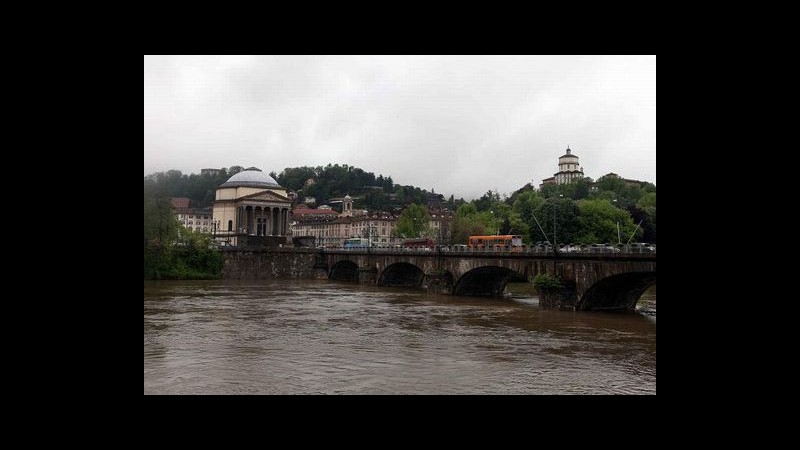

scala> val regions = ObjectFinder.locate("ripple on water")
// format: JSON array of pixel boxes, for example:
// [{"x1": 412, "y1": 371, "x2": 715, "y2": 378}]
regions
[{"x1": 144, "y1": 279, "x2": 656, "y2": 394}]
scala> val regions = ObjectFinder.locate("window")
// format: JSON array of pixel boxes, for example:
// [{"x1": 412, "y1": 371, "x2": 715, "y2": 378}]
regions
[{"x1": 228, "y1": 220, "x2": 233, "y2": 231}]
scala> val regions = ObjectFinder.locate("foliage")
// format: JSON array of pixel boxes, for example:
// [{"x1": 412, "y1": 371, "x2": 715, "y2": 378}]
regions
[
  {"x1": 394, "y1": 203, "x2": 432, "y2": 238},
  {"x1": 144, "y1": 169, "x2": 235, "y2": 208},
  {"x1": 576, "y1": 199, "x2": 640, "y2": 245},
  {"x1": 511, "y1": 190, "x2": 545, "y2": 243},
  {"x1": 530, "y1": 197, "x2": 581, "y2": 246},
  {"x1": 272, "y1": 163, "x2": 449, "y2": 212},
  {"x1": 144, "y1": 191, "x2": 222, "y2": 279},
  {"x1": 473, "y1": 190, "x2": 502, "y2": 212},
  {"x1": 627, "y1": 205, "x2": 656, "y2": 243},
  {"x1": 450, "y1": 203, "x2": 501, "y2": 244},
  {"x1": 533, "y1": 273, "x2": 562, "y2": 290},
  {"x1": 144, "y1": 196, "x2": 180, "y2": 247},
  {"x1": 502, "y1": 175, "x2": 656, "y2": 245},
  {"x1": 637, "y1": 192, "x2": 656, "y2": 209}
]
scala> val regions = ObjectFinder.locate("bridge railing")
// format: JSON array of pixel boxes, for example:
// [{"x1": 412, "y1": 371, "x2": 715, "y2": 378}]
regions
[{"x1": 326, "y1": 244, "x2": 655, "y2": 255}]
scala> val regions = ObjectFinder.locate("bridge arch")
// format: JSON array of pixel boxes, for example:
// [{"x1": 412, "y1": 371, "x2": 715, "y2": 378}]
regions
[
  {"x1": 330, "y1": 260, "x2": 359, "y2": 282},
  {"x1": 378, "y1": 262, "x2": 425, "y2": 287},
  {"x1": 453, "y1": 266, "x2": 527, "y2": 297},
  {"x1": 578, "y1": 272, "x2": 656, "y2": 311}
]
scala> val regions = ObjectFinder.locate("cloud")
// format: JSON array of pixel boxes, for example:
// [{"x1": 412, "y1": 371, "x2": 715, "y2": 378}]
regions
[{"x1": 144, "y1": 55, "x2": 656, "y2": 200}]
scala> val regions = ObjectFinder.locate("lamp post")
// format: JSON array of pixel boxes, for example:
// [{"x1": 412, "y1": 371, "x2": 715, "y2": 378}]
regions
[{"x1": 613, "y1": 199, "x2": 621, "y2": 245}]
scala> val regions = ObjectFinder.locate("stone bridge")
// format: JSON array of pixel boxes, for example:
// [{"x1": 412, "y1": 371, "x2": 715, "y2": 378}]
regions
[{"x1": 320, "y1": 249, "x2": 656, "y2": 311}]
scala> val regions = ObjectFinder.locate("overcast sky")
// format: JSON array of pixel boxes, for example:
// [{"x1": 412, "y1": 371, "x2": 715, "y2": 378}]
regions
[{"x1": 144, "y1": 55, "x2": 655, "y2": 200}]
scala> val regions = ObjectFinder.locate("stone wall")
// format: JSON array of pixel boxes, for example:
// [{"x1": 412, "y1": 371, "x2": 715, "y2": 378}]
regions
[{"x1": 221, "y1": 248, "x2": 327, "y2": 279}]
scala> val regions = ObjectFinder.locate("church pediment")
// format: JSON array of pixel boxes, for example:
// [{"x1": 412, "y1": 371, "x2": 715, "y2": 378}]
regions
[{"x1": 239, "y1": 190, "x2": 290, "y2": 203}]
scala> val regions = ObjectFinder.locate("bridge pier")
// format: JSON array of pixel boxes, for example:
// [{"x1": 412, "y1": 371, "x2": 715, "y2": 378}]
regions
[
  {"x1": 537, "y1": 281, "x2": 577, "y2": 310},
  {"x1": 422, "y1": 270, "x2": 454, "y2": 295},
  {"x1": 358, "y1": 266, "x2": 377, "y2": 284}
]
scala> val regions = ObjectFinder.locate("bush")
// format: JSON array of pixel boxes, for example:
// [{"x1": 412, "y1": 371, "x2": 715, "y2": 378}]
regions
[{"x1": 533, "y1": 273, "x2": 562, "y2": 290}]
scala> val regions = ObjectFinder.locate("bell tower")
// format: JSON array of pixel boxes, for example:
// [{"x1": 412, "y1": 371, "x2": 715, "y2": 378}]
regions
[{"x1": 342, "y1": 194, "x2": 353, "y2": 217}]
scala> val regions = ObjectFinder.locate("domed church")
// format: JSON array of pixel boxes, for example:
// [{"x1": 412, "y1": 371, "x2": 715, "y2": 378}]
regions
[{"x1": 212, "y1": 167, "x2": 292, "y2": 247}]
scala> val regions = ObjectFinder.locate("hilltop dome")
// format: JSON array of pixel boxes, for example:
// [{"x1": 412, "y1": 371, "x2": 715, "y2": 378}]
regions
[
  {"x1": 220, "y1": 167, "x2": 280, "y2": 189},
  {"x1": 559, "y1": 147, "x2": 578, "y2": 159}
]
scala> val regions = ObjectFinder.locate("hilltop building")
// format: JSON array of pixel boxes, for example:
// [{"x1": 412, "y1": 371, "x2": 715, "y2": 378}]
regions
[{"x1": 540, "y1": 147, "x2": 585, "y2": 188}]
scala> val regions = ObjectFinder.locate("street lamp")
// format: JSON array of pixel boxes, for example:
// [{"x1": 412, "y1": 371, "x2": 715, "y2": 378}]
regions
[{"x1": 613, "y1": 199, "x2": 621, "y2": 245}]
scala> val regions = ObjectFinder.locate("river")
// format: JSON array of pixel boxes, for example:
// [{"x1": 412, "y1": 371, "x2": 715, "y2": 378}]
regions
[{"x1": 144, "y1": 280, "x2": 655, "y2": 394}]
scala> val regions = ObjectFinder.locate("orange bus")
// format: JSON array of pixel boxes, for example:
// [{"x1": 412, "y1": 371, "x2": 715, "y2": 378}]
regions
[{"x1": 468, "y1": 235, "x2": 523, "y2": 251}]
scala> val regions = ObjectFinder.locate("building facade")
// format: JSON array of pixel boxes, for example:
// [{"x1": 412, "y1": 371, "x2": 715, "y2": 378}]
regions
[
  {"x1": 291, "y1": 209, "x2": 401, "y2": 248},
  {"x1": 212, "y1": 167, "x2": 292, "y2": 246},
  {"x1": 291, "y1": 201, "x2": 453, "y2": 248},
  {"x1": 170, "y1": 197, "x2": 213, "y2": 233}
]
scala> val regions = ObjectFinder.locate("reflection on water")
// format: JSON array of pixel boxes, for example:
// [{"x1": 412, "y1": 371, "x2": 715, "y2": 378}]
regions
[
  {"x1": 144, "y1": 280, "x2": 655, "y2": 394},
  {"x1": 636, "y1": 285, "x2": 657, "y2": 316}
]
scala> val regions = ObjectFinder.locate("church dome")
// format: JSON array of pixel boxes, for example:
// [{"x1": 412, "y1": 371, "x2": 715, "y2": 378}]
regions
[
  {"x1": 220, "y1": 167, "x2": 281, "y2": 188},
  {"x1": 559, "y1": 147, "x2": 578, "y2": 159}
]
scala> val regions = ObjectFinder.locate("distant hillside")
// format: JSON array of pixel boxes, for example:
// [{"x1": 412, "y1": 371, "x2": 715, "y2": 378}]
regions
[
  {"x1": 272, "y1": 163, "x2": 455, "y2": 212},
  {"x1": 143, "y1": 163, "x2": 460, "y2": 212}
]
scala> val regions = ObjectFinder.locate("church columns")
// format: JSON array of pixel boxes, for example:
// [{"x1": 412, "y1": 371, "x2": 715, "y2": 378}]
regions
[
  {"x1": 231, "y1": 204, "x2": 290, "y2": 238},
  {"x1": 268, "y1": 207, "x2": 274, "y2": 236}
]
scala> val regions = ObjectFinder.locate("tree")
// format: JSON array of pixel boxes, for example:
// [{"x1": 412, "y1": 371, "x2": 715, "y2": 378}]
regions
[
  {"x1": 531, "y1": 197, "x2": 580, "y2": 245},
  {"x1": 144, "y1": 195, "x2": 180, "y2": 278},
  {"x1": 394, "y1": 203, "x2": 432, "y2": 239},
  {"x1": 637, "y1": 192, "x2": 656, "y2": 209},
  {"x1": 449, "y1": 203, "x2": 500, "y2": 244},
  {"x1": 576, "y1": 199, "x2": 639, "y2": 245},
  {"x1": 511, "y1": 190, "x2": 545, "y2": 244},
  {"x1": 144, "y1": 196, "x2": 179, "y2": 247},
  {"x1": 474, "y1": 190, "x2": 502, "y2": 212},
  {"x1": 561, "y1": 177, "x2": 593, "y2": 200},
  {"x1": 502, "y1": 211, "x2": 529, "y2": 240}
]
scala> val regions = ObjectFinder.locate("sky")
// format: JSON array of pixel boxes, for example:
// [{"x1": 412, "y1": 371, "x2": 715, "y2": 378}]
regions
[{"x1": 144, "y1": 55, "x2": 656, "y2": 200}]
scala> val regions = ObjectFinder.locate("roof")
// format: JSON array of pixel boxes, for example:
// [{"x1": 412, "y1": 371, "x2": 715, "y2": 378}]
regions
[
  {"x1": 293, "y1": 208, "x2": 339, "y2": 216},
  {"x1": 170, "y1": 197, "x2": 191, "y2": 208},
  {"x1": 220, "y1": 168, "x2": 281, "y2": 189},
  {"x1": 559, "y1": 146, "x2": 578, "y2": 159}
]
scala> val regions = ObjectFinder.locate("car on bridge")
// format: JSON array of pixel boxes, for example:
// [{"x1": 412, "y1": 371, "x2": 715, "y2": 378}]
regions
[{"x1": 630, "y1": 243, "x2": 655, "y2": 253}]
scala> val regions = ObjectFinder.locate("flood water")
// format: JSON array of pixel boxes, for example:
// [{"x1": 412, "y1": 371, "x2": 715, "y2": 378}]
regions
[{"x1": 144, "y1": 280, "x2": 655, "y2": 394}]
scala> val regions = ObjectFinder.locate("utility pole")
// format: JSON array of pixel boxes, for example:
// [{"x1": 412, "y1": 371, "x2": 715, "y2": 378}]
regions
[
  {"x1": 553, "y1": 194, "x2": 562, "y2": 275},
  {"x1": 553, "y1": 203, "x2": 557, "y2": 274}
]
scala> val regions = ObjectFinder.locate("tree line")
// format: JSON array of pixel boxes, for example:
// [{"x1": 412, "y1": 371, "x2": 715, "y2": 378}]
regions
[
  {"x1": 272, "y1": 164, "x2": 455, "y2": 212},
  {"x1": 395, "y1": 174, "x2": 655, "y2": 246}
]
